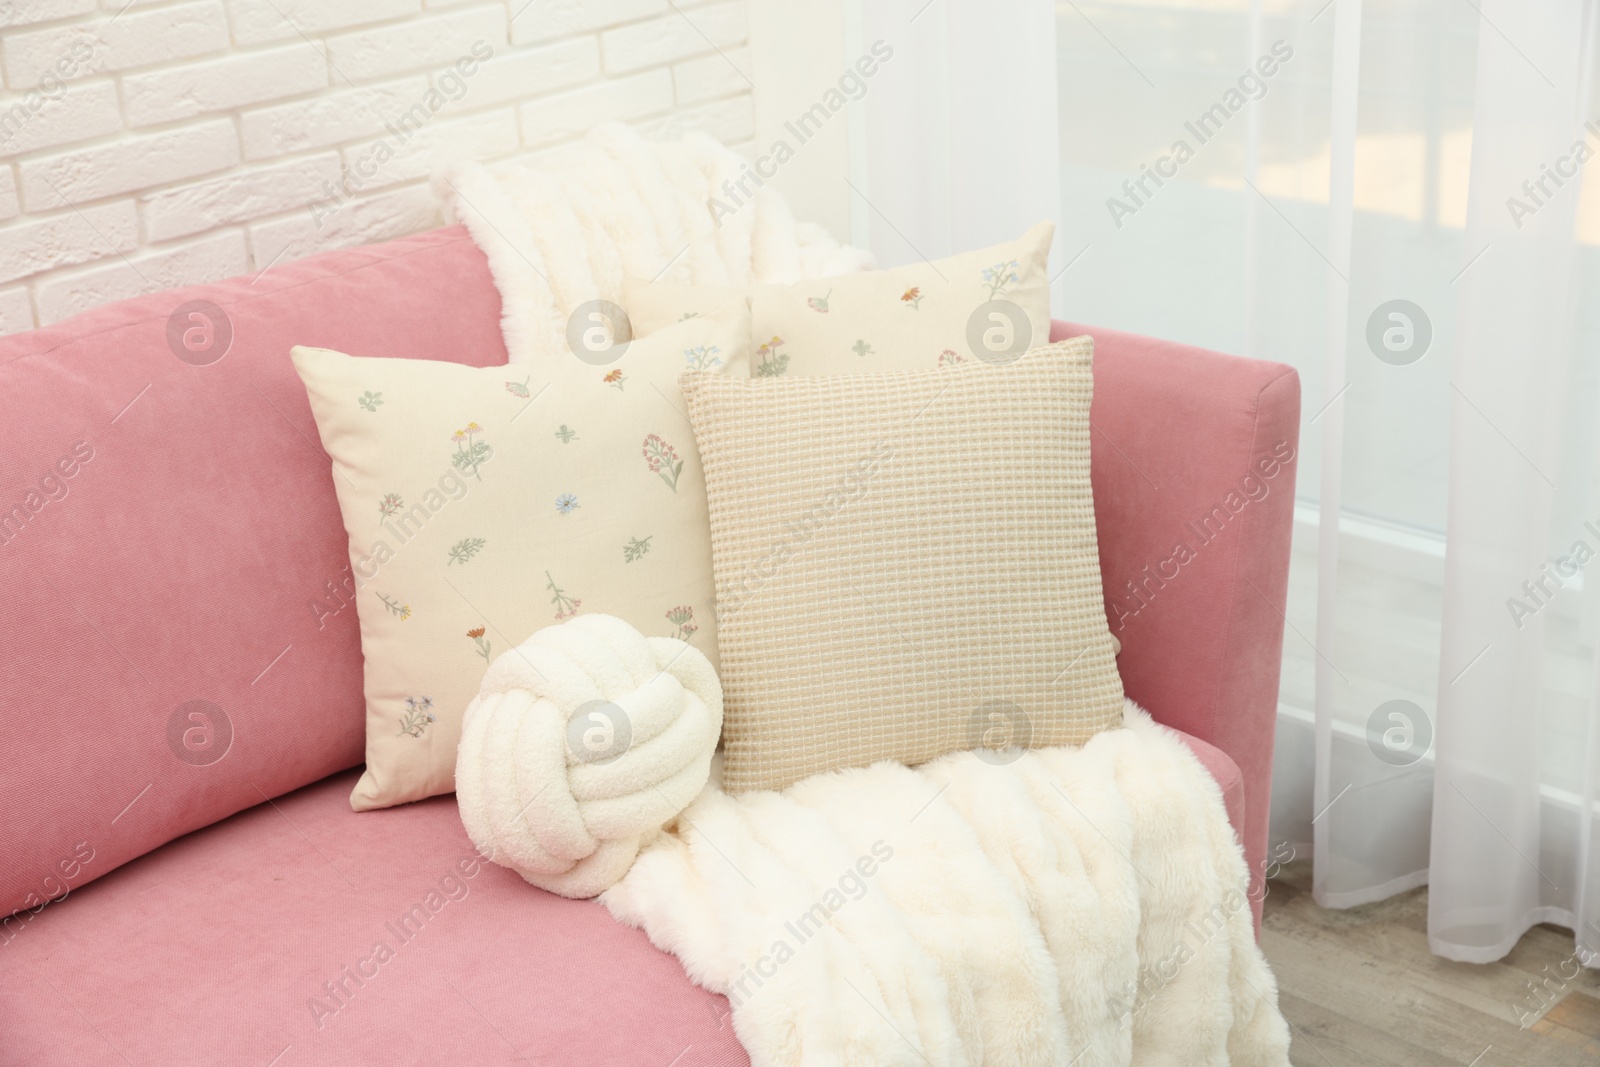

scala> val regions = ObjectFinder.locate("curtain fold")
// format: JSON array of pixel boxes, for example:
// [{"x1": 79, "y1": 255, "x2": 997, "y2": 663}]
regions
[
  {"x1": 852, "y1": 0, "x2": 1065, "y2": 285},
  {"x1": 1312, "y1": 0, "x2": 1379, "y2": 912},
  {"x1": 1430, "y1": 0, "x2": 1598, "y2": 965}
]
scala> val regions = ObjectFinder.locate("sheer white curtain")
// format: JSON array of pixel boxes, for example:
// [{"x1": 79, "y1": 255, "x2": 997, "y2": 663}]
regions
[
  {"x1": 847, "y1": 0, "x2": 1600, "y2": 966},
  {"x1": 1054, "y1": 0, "x2": 1600, "y2": 966},
  {"x1": 1430, "y1": 0, "x2": 1600, "y2": 965},
  {"x1": 848, "y1": 0, "x2": 1065, "y2": 279}
]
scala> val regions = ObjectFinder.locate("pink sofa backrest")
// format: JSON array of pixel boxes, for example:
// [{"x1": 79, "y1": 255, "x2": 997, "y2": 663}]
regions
[
  {"x1": 0, "y1": 226, "x2": 507, "y2": 918},
  {"x1": 1, "y1": 226, "x2": 1299, "y2": 932}
]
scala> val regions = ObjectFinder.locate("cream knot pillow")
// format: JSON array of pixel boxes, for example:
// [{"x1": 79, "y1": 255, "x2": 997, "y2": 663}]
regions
[{"x1": 455, "y1": 614, "x2": 723, "y2": 899}]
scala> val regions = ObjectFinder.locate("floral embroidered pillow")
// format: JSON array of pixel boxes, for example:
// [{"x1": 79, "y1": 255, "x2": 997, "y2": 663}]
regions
[
  {"x1": 622, "y1": 223, "x2": 1053, "y2": 377},
  {"x1": 292, "y1": 312, "x2": 746, "y2": 811},
  {"x1": 747, "y1": 221, "x2": 1054, "y2": 376},
  {"x1": 621, "y1": 224, "x2": 1053, "y2": 378},
  {"x1": 622, "y1": 277, "x2": 750, "y2": 354}
]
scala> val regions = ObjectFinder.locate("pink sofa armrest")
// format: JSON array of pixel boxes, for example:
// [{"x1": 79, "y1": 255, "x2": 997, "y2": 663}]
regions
[{"x1": 1053, "y1": 320, "x2": 1300, "y2": 922}]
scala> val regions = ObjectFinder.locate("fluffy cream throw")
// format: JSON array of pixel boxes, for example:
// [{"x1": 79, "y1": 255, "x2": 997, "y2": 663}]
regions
[
  {"x1": 602, "y1": 704, "x2": 1292, "y2": 1067},
  {"x1": 436, "y1": 123, "x2": 872, "y2": 365}
]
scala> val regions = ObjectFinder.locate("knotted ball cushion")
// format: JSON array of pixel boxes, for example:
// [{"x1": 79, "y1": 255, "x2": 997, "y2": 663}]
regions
[{"x1": 455, "y1": 614, "x2": 723, "y2": 899}]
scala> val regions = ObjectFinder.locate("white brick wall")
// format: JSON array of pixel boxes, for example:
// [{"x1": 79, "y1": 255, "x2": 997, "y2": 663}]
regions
[{"x1": 0, "y1": 0, "x2": 755, "y2": 332}]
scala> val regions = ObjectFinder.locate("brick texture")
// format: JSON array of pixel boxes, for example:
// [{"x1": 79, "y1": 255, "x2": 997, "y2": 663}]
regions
[{"x1": 0, "y1": 0, "x2": 754, "y2": 331}]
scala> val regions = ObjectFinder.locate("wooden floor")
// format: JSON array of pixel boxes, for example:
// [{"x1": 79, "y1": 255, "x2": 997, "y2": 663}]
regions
[{"x1": 1262, "y1": 860, "x2": 1600, "y2": 1066}]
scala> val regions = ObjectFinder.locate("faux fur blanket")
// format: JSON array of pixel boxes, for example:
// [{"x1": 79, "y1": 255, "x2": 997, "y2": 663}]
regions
[
  {"x1": 436, "y1": 123, "x2": 873, "y2": 365},
  {"x1": 602, "y1": 704, "x2": 1292, "y2": 1067}
]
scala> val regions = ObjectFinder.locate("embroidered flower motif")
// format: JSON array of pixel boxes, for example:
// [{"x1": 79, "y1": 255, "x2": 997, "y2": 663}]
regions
[
  {"x1": 624, "y1": 535, "x2": 653, "y2": 563},
  {"x1": 451, "y1": 424, "x2": 490, "y2": 480},
  {"x1": 398, "y1": 697, "x2": 436, "y2": 737},
  {"x1": 505, "y1": 376, "x2": 531, "y2": 398},
  {"x1": 684, "y1": 344, "x2": 723, "y2": 371},
  {"x1": 642, "y1": 434, "x2": 683, "y2": 492},
  {"x1": 981, "y1": 260, "x2": 1020, "y2": 300},
  {"x1": 938, "y1": 349, "x2": 965, "y2": 368},
  {"x1": 666, "y1": 605, "x2": 697, "y2": 641},
  {"x1": 604, "y1": 369, "x2": 625, "y2": 392},
  {"x1": 901, "y1": 287, "x2": 923, "y2": 310},
  {"x1": 359, "y1": 391, "x2": 383, "y2": 412},
  {"x1": 378, "y1": 493, "x2": 404, "y2": 518},
  {"x1": 467, "y1": 626, "x2": 491, "y2": 661},
  {"x1": 547, "y1": 571, "x2": 581, "y2": 621},
  {"x1": 852, "y1": 339, "x2": 874, "y2": 358},
  {"x1": 555, "y1": 493, "x2": 580, "y2": 514},
  {"x1": 379, "y1": 593, "x2": 411, "y2": 620},
  {"x1": 807, "y1": 290, "x2": 832, "y2": 313},
  {"x1": 448, "y1": 537, "x2": 486, "y2": 565},
  {"x1": 555, "y1": 424, "x2": 578, "y2": 444},
  {"x1": 755, "y1": 336, "x2": 789, "y2": 378}
]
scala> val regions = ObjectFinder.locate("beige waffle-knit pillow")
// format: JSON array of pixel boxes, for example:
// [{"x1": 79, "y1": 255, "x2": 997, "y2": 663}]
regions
[{"x1": 681, "y1": 336, "x2": 1124, "y2": 793}]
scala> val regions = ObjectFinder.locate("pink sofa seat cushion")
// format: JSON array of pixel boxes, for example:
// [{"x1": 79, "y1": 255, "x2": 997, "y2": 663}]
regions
[
  {"x1": 0, "y1": 226, "x2": 508, "y2": 920},
  {"x1": 0, "y1": 730, "x2": 1241, "y2": 1066},
  {"x1": 0, "y1": 768, "x2": 749, "y2": 1067}
]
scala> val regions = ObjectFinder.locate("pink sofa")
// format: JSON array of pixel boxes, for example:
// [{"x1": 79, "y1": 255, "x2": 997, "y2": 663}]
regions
[{"x1": 0, "y1": 226, "x2": 1297, "y2": 1065}]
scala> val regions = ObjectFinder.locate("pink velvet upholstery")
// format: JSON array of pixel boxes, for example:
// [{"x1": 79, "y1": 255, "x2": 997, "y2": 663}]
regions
[
  {"x1": 1055, "y1": 320, "x2": 1300, "y2": 928},
  {"x1": 0, "y1": 226, "x2": 507, "y2": 919},
  {"x1": 0, "y1": 220, "x2": 1291, "y2": 1064},
  {"x1": 0, "y1": 769, "x2": 750, "y2": 1067},
  {"x1": 1181, "y1": 728, "x2": 1245, "y2": 856},
  {"x1": 0, "y1": 735, "x2": 1235, "y2": 1065}
]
